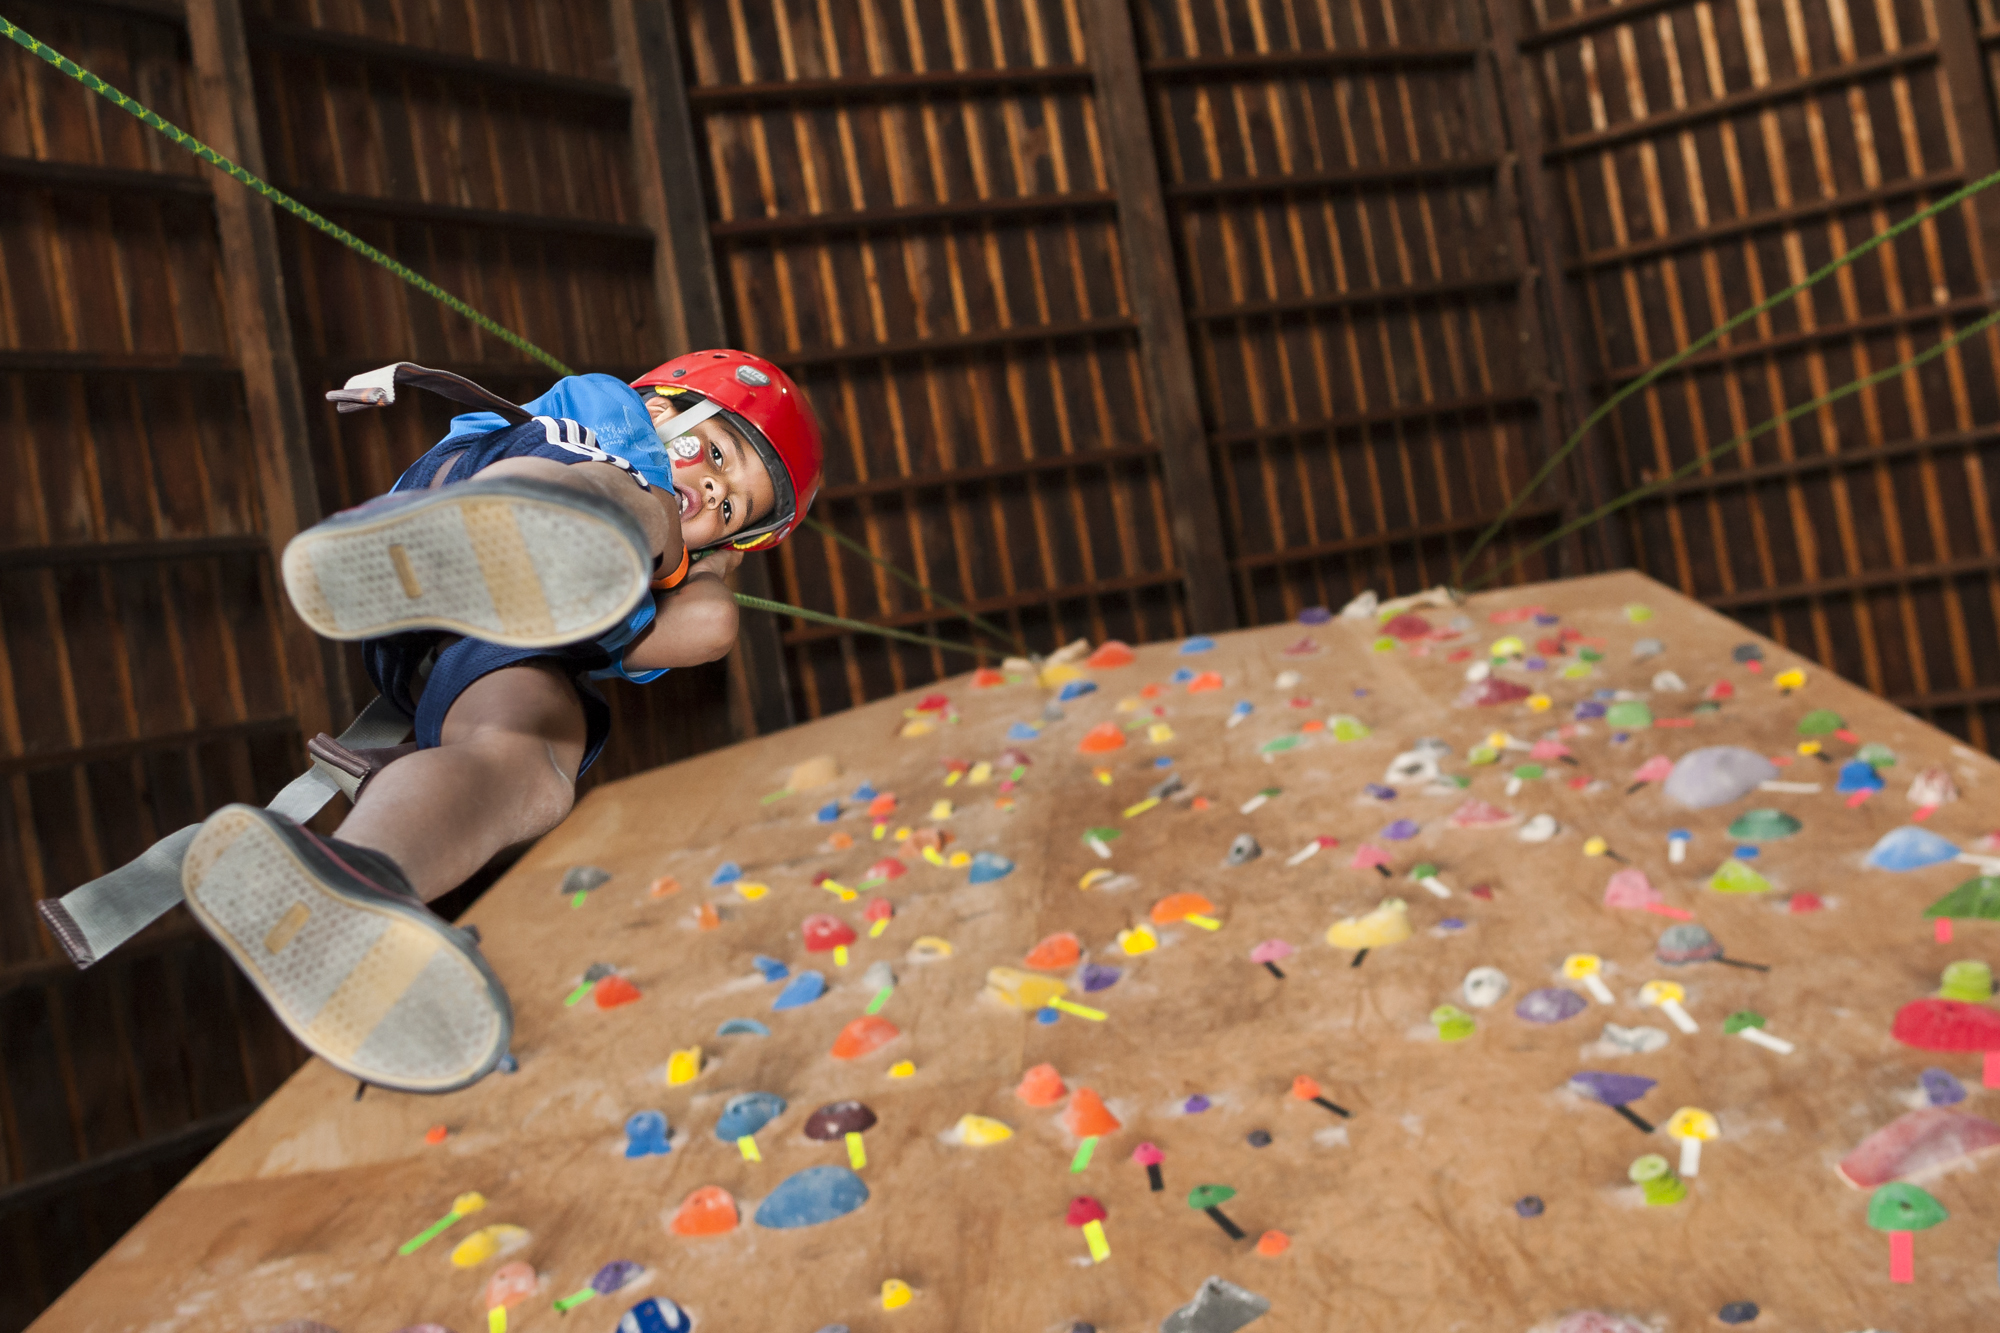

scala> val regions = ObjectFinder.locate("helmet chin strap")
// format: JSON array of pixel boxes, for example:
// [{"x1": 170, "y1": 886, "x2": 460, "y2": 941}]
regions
[{"x1": 652, "y1": 394, "x2": 727, "y2": 444}]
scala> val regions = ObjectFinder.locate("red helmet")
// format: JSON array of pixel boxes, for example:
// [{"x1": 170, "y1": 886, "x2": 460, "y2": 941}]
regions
[{"x1": 631, "y1": 350, "x2": 824, "y2": 550}]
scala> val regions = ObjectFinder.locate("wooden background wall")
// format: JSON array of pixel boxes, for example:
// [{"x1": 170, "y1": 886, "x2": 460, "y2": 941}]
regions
[{"x1": 3, "y1": 0, "x2": 2000, "y2": 1323}]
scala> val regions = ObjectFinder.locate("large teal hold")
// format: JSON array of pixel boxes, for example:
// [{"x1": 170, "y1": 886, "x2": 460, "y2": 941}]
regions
[
  {"x1": 754, "y1": 1165, "x2": 871, "y2": 1229},
  {"x1": 1865, "y1": 826, "x2": 1960, "y2": 872},
  {"x1": 715, "y1": 1092, "x2": 787, "y2": 1141},
  {"x1": 1726, "y1": 808, "x2": 1801, "y2": 842}
]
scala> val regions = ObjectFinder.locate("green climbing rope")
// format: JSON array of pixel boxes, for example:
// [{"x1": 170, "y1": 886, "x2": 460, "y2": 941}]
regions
[
  {"x1": 3, "y1": 14, "x2": 1009, "y2": 661},
  {"x1": 1463, "y1": 304, "x2": 2000, "y2": 590},
  {"x1": 1453, "y1": 166, "x2": 2000, "y2": 588},
  {"x1": 802, "y1": 516, "x2": 1025, "y2": 654},
  {"x1": 0, "y1": 15, "x2": 575, "y2": 378}
]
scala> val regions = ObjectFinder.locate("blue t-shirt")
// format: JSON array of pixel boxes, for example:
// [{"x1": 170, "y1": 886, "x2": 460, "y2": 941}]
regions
[{"x1": 439, "y1": 374, "x2": 677, "y2": 685}]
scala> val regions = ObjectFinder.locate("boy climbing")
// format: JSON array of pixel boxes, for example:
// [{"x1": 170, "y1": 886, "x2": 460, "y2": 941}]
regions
[{"x1": 174, "y1": 351, "x2": 822, "y2": 1097}]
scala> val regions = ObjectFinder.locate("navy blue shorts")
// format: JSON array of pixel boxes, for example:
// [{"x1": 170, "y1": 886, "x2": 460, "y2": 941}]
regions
[{"x1": 361, "y1": 418, "x2": 648, "y2": 776}]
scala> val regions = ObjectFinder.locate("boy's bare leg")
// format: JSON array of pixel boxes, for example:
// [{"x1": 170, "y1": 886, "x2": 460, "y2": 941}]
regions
[
  {"x1": 334, "y1": 659, "x2": 587, "y2": 902},
  {"x1": 469, "y1": 456, "x2": 676, "y2": 562}
]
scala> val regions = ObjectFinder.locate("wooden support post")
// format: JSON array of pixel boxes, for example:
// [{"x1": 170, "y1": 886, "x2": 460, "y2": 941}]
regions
[
  {"x1": 1932, "y1": 0, "x2": 2000, "y2": 295},
  {"x1": 1481, "y1": 0, "x2": 1631, "y2": 572},
  {"x1": 612, "y1": 0, "x2": 795, "y2": 738},
  {"x1": 1082, "y1": 0, "x2": 1239, "y2": 633},
  {"x1": 184, "y1": 0, "x2": 346, "y2": 743}
]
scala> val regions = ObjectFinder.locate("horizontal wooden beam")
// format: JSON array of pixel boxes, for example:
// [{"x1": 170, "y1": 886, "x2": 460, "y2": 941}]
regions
[
  {"x1": 1167, "y1": 156, "x2": 1499, "y2": 202},
  {"x1": 1546, "y1": 44, "x2": 1940, "y2": 160},
  {"x1": 782, "y1": 316, "x2": 1137, "y2": 370},
  {"x1": 1704, "y1": 551, "x2": 2000, "y2": 608},
  {"x1": 1188, "y1": 272, "x2": 1523, "y2": 322},
  {"x1": 777, "y1": 569, "x2": 1184, "y2": 646},
  {"x1": 1896, "y1": 682, "x2": 2000, "y2": 712},
  {"x1": 0, "y1": 350, "x2": 239, "y2": 376},
  {"x1": 687, "y1": 64, "x2": 1095, "y2": 110},
  {"x1": 279, "y1": 186, "x2": 654, "y2": 244},
  {"x1": 1593, "y1": 294, "x2": 1992, "y2": 386},
  {"x1": 0, "y1": 154, "x2": 210, "y2": 197},
  {"x1": 1569, "y1": 170, "x2": 1963, "y2": 272},
  {"x1": 0, "y1": 716, "x2": 296, "y2": 779},
  {"x1": 1230, "y1": 503, "x2": 1565, "y2": 570},
  {"x1": 1639, "y1": 421, "x2": 2000, "y2": 499},
  {"x1": 1208, "y1": 390, "x2": 1540, "y2": 448},
  {"x1": 710, "y1": 190, "x2": 1117, "y2": 240},
  {"x1": 817, "y1": 443, "x2": 1161, "y2": 503},
  {"x1": 244, "y1": 19, "x2": 631, "y2": 107},
  {"x1": 1520, "y1": 0, "x2": 1688, "y2": 50},
  {"x1": 0, "y1": 1108, "x2": 248, "y2": 1214},
  {"x1": 0, "y1": 535, "x2": 268, "y2": 569},
  {"x1": 1142, "y1": 45, "x2": 1480, "y2": 80},
  {"x1": 11, "y1": 0, "x2": 183, "y2": 23},
  {"x1": 302, "y1": 357, "x2": 598, "y2": 387}
]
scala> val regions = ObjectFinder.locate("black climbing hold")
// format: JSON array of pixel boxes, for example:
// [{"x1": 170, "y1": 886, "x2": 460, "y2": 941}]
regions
[
  {"x1": 1718, "y1": 1302, "x2": 1758, "y2": 1324},
  {"x1": 1514, "y1": 1195, "x2": 1544, "y2": 1218},
  {"x1": 1246, "y1": 1129, "x2": 1272, "y2": 1148}
]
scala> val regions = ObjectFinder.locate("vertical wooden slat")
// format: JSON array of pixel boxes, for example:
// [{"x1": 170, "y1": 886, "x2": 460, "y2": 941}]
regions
[
  {"x1": 1936, "y1": 0, "x2": 2000, "y2": 296},
  {"x1": 1082, "y1": 0, "x2": 1237, "y2": 633},
  {"x1": 614, "y1": 0, "x2": 796, "y2": 737},
  {"x1": 184, "y1": 0, "x2": 343, "y2": 742},
  {"x1": 1483, "y1": 0, "x2": 1629, "y2": 571}
]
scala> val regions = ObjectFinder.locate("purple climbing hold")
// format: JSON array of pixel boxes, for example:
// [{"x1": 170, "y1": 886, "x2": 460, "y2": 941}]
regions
[
  {"x1": 1078, "y1": 962, "x2": 1123, "y2": 992},
  {"x1": 592, "y1": 1260, "x2": 644, "y2": 1294},
  {"x1": 1922, "y1": 1067, "x2": 1968, "y2": 1107},
  {"x1": 1514, "y1": 1195, "x2": 1545, "y2": 1218},
  {"x1": 1183, "y1": 1095, "x2": 1212, "y2": 1114},
  {"x1": 1516, "y1": 988, "x2": 1588, "y2": 1024},
  {"x1": 1568, "y1": 1070, "x2": 1657, "y2": 1108},
  {"x1": 1299, "y1": 606, "x2": 1332, "y2": 624},
  {"x1": 1381, "y1": 818, "x2": 1419, "y2": 840}
]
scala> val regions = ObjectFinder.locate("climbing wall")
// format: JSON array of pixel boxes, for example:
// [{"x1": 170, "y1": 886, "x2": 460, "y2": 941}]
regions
[{"x1": 34, "y1": 570, "x2": 2000, "y2": 1332}]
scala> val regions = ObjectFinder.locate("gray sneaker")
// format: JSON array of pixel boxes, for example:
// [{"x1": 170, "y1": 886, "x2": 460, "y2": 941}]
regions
[
  {"x1": 280, "y1": 477, "x2": 652, "y2": 647},
  {"x1": 181, "y1": 804, "x2": 511, "y2": 1094}
]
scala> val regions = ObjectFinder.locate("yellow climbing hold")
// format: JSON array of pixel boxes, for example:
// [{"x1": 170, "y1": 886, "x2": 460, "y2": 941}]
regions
[
  {"x1": 968, "y1": 761, "x2": 993, "y2": 785},
  {"x1": 986, "y1": 966, "x2": 1070, "y2": 1011},
  {"x1": 888, "y1": 1060, "x2": 916, "y2": 1078},
  {"x1": 1583, "y1": 836, "x2": 1609, "y2": 857},
  {"x1": 1489, "y1": 636, "x2": 1525, "y2": 658},
  {"x1": 666, "y1": 1047, "x2": 702, "y2": 1085},
  {"x1": 1326, "y1": 899, "x2": 1411, "y2": 949},
  {"x1": 449, "y1": 1224, "x2": 527, "y2": 1268},
  {"x1": 908, "y1": 936, "x2": 953, "y2": 960},
  {"x1": 1147, "y1": 723, "x2": 1175, "y2": 743},
  {"x1": 899, "y1": 718, "x2": 935, "y2": 737},
  {"x1": 947, "y1": 851, "x2": 971, "y2": 868},
  {"x1": 954, "y1": 1114, "x2": 1014, "y2": 1146},
  {"x1": 1079, "y1": 868, "x2": 1114, "y2": 890},
  {"x1": 1527, "y1": 694, "x2": 1552, "y2": 712},
  {"x1": 738, "y1": 882, "x2": 769, "y2": 901},
  {"x1": 881, "y1": 1278, "x2": 914, "y2": 1309},
  {"x1": 1774, "y1": 668, "x2": 1806, "y2": 691},
  {"x1": 930, "y1": 799, "x2": 953, "y2": 821},
  {"x1": 1117, "y1": 922, "x2": 1159, "y2": 955}
]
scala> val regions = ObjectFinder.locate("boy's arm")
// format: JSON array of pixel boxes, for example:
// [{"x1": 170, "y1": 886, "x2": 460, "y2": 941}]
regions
[{"x1": 619, "y1": 549, "x2": 744, "y2": 670}]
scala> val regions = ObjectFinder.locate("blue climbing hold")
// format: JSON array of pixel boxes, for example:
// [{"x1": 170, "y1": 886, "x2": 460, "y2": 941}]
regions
[
  {"x1": 1153, "y1": 756, "x2": 1174, "y2": 768},
  {"x1": 968, "y1": 851, "x2": 1015, "y2": 884},
  {"x1": 1036, "y1": 1006, "x2": 1060, "y2": 1024},
  {"x1": 715, "y1": 1092, "x2": 787, "y2": 1141},
  {"x1": 1865, "y1": 825, "x2": 1960, "y2": 871},
  {"x1": 752, "y1": 955, "x2": 790, "y2": 982},
  {"x1": 710, "y1": 861, "x2": 742, "y2": 886},
  {"x1": 624, "y1": 1111, "x2": 671, "y2": 1158},
  {"x1": 618, "y1": 1298, "x2": 691, "y2": 1333},
  {"x1": 1006, "y1": 722, "x2": 1040, "y2": 741},
  {"x1": 1837, "y1": 759, "x2": 1885, "y2": 794},
  {"x1": 851, "y1": 781, "x2": 877, "y2": 801},
  {"x1": 717, "y1": 1018, "x2": 771, "y2": 1037},
  {"x1": 772, "y1": 970, "x2": 826, "y2": 1010},
  {"x1": 1058, "y1": 680, "x2": 1097, "y2": 701},
  {"x1": 754, "y1": 1165, "x2": 870, "y2": 1229},
  {"x1": 815, "y1": 801, "x2": 840, "y2": 823},
  {"x1": 1179, "y1": 636, "x2": 1217, "y2": 654},
  {"x1": 1574, "y1": 700, "x2": 1607, "y2": 719},
  {"x1": 1171, "y1": 667, "x2": 1196, "y2": 683},
  {"x1": 1230, "y1": 701, "x2": 1253, "y2": 719}
]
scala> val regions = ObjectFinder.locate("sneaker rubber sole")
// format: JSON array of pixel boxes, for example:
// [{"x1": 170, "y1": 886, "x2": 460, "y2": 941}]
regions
[
  {"x1": 280, "y1": 477, "x2": 652, "y2": 646},
  {"x1": 182, "y1": 805, "x2": 511, "y2": 1094}
]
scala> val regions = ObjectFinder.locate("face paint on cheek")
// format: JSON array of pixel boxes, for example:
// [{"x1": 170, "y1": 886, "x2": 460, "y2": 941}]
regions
[{"x1": 667, "y1": 437, "x2": 704, "y2": 469}]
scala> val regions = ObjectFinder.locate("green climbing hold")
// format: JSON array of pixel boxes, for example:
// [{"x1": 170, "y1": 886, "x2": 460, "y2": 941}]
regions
[
  {"x1": 1856, "y1": 742, "x2": 1897, "y2": 767},
  {"x1": 1467, "y1": 745, "x2": 1500, "y2": 766},
  {"x1": 1628, "y1": 1154, "x2": 1686, "y2": 1205},
  {"x1": 1606, "y1": 701, "x2": 1653, "y2": 728},
  {"x1": 1431, "y1": 1004, "x2": 1475, "y2": 1041},
  {"x1": 1371, "y1": 636, "x2": 1397, "y2": 653},
  {"x1": 1940, "y1": 960, "x2": 1994, "y2": 1003},
  {"x1": 1722, "y1": 1010, "x2": 1766, "y2": 1035},
  {"x1": 1625, "y1": 604, "x2": 1654, "y2": 623},
  {"x1": 1709, "y1": 859, "x2": 1772, "y2": 894},
  {"x1": 1187, "y1": 1184, "x2": 1237, "y2": 1210},
  {"x1": 1513, "y1": 764, "x2": 1545, "y2": 781},
  {"x1": 1258, "y1": 735, "x2": 1302, "y2": 754},
  {"x1": 1330, "y1": 716, "x2": 1372, "y2": 741},
  {"x1": 1726, "y1": 808, "x2": 1802, "y2": 843},
  {"x1": 1866, "y1": 1181, "x2": 1948, "y2": 1232},
  {"x1": 1925, "y1": 876, "x2": 2000, "y2": 921},
  {"x1": 1577, "y1": 647, "x2": 1603, "y2": 663},
  {"x1": 1797, "y1": 708, "x2": 1844, "y2": 736}
]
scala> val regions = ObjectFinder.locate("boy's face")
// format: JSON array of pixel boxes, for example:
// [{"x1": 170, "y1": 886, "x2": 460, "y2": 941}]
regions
[{"x1": 646, "y1": 394, "x2": 776, "y2": 550}]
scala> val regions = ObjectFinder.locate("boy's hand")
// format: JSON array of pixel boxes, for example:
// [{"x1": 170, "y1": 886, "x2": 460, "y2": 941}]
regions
[{"x1": 693, "y1": 547, "x2": 744, "y2": 580}]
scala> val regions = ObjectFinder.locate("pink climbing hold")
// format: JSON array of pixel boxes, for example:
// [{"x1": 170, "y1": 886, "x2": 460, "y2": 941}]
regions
[
  {"x1": 1630, "y1": 755, "x2": 1674, "y2": 784},
  {"x1": 484, "y1": 1261, "x2": 537, "y2": 1311},
  {"x1": 1837, "y1": 1107, "x2": 2000, "y2": 1188},
  {"x1": 1130, "y1": 1142, "x2": 1164, "y2": 1166},
  {"x1": 1602, "y1": 869, "x2": 1691, "y2": 920},
  {"x1": 1348, "y1": 844, "x2": 1390, "y2": 871},
  {"x1": 1449, "y1": 799, "x2": 1515, "y2": 828},
  {"x1": 1381, "y1": 612, "x2": 1432, "y2": 640}
]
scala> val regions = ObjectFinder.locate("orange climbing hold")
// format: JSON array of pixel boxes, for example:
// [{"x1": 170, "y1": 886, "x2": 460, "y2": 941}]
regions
[
  {"x1": 1016, "y1": 1063, "x2": 1067, "y2": 1107},
  {"x1": 1187, "y1": 671, "x2": 1224, "y2": 693},
  {"x1": 828, "y1": 831, "x2": 854, "y2": 850},
  {"x1": 593, "y1": 974, "x2": 642, "y2": 1009},
  {"x1": 1086, "y1": 640, "x2": 1136, "y2": 669},
  {"x1": 973, "y1": 667, "x2": 1007, "y2": 687},
  {"x1": 868, "y1": 793, "x2": 899, "y2": 821},
  {"x1": 695, "y1": 902, "x2": 721, "y2": 931},
  {"x1": 1063, "y1": 1087, "x2": 1122, "y2": 1137},
  {"x1": 1149, "y1": 892, "x2": 1216, "y2": 925},
  {"x1": 424, "y1": 1124, "x2": 449, "y2": 1145},
  {"x1": 1077, "y1": 722, "x2": 1126, "y2": 755},
  {"x1": 1256, "y1": 1230, "x2": 1291, "y2": 1257},
  {"x1": 1024, "y1": 932, "x2": 1083, "y2": 971},
  {"x1": 484, "y1": 1261, "x2": 537, "y2": 1309},
  {"x1": 831, "y1": 1015, "x2": 902, "y2": 1059},
  {"x1": 669, "y1": 1185, "x2": 740, "y2": 1237},
  {"x1": 1290, "y1": 1075, "x2": 1322, "y2": 1102},
  {"x1": 649, "y1": 874, "x2": 681, "y2": 897}
]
